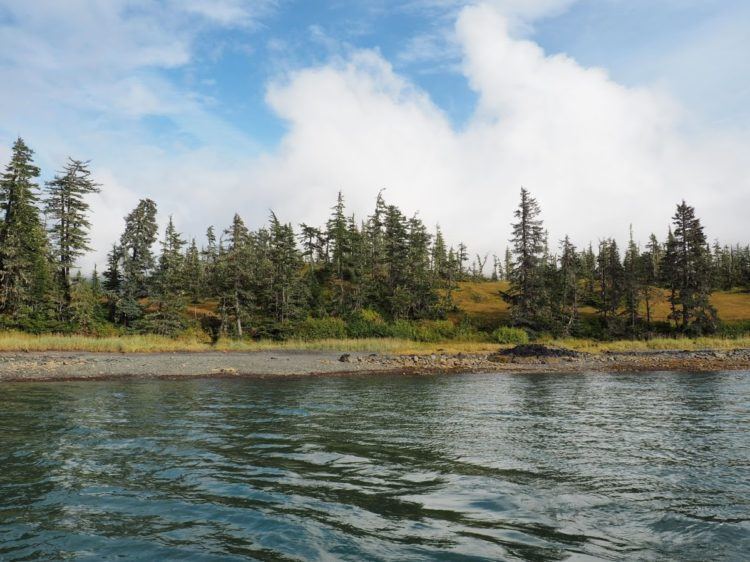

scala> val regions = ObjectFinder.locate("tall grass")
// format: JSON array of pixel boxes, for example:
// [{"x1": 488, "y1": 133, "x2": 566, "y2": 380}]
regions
[
  {"x1": 0, "y1": 331, "x2": 747, "y2": 355},
  {"x1": 546, "y1": 336, "x2": 750, "y2": 353}
]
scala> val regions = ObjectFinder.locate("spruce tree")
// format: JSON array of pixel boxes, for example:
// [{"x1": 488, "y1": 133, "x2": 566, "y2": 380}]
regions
[
  {"x1": 142, "y1": 216, "x2": 187, "y2": 336},
  {"x1": 0, "y1": 138, "x2": 51, "y2": 321},
  {"x1": 116, "y1": 199, "x2": 158, "y2": 326},
  {"x1": 268, "y1": 213, "x2": 305, "y2": 323},
  {"x1": 183, "y1": 239, "x2": 204, "y2": 303},
  {"x1": 622, "y1": 227, "x2": 641, "y2": 333},
  {"x1": 667, "y1": 201, "x2": 717, "y2": 333},
  {"x1": 218, "y1": 213, "x2": 252, "y2": 336},
  {"x1": 326, "y1": 192, "x2": 351, "y2": 313},
  {"x1": 640, "y1": 234, "x2": 661, "y2": 328},
  {"x1": 557, "y1": 235, "x2": 579, "y2": 335},
  {"x1": 45, "y1": 158, "x2": 101, "y2": 315},
  {"x1": 595, "y1": 238, "x2": 624, "y2": 324},
  {"x1": 504, "y1": 188, "x2": 549, "y2": 330}
]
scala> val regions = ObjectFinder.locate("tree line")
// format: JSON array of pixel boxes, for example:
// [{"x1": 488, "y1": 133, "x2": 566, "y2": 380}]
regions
[
  {"x1": 500, "y1": 188, "x2": 749, "y2": 337},
  {"x1": 1, "y1": 138, "x2": 748, "y2": 340}
]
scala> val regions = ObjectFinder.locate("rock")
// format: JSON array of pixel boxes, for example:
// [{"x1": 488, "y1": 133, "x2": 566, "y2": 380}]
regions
[
  {"x1": 496, "y1": 344, "x2": 582, "y2": 358},
  {"x1": 486, "y1": 353, "x2": 510, "y2": 364},
  {"x1": 339, "y1": 353, "x2": 352, "y2": 363}
]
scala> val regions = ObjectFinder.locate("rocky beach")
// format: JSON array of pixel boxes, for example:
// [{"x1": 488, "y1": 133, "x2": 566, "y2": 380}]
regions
[{"x1": 1, "y1": 345, "x2": 749, "y2": 382}]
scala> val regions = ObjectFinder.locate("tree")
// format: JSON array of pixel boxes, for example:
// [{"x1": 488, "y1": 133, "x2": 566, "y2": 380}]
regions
[
  {"x1": 639, "y1": 234, "x2": 661, "y2": 329},
  {"x1": 268, "y1": 213, "x2": 305, "y2": 323},
  {"x1": 665, "y1": 201, "x2": 717, "y2": 333},
  {"x1": 0, "y1": 138, "x2": 51, "y2": 320},
  {"x1": 116, "y1": 199, "x2": 158, "y2": 326},
  {"x1": 595, "y1": 238, "x2": 623, "y2": 324},
  {"x1": 503, "y1": 188, "x2": 549, "y2": 330},
  {"x1": 141, "y1": 216, "x2": 188, "y2": 336},
  {"x1": 45, "y1": 158, "x2": 101, "y2": 316},
  {"x1": 217, "y1": 213, "x2": 252, "y2": 337},
  {"x1": 183, "y1": 239, "x2": 204, "y2": 303},
  {"x1": 326, "y1": 192, "x2": 351, "y2": 313},
  {"x1": 622, "y1": 227, "x2": 641, "y2": 333},
  {"x1": 556, "y1": 235, "x2": 579, "y2": 335},
  {"x1": 120, "y1": 199, "x2": 158, "y2": 295}
]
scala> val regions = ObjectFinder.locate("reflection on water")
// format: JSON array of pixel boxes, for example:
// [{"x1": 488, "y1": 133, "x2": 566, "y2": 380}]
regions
[{"x1": 1, "y1": 371, "x2": 749, "y2": 560}]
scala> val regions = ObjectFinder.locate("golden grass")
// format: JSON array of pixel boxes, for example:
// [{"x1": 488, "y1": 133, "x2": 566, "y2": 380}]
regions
[
  {"x1": 0, "y1": 331, "x2": 495, "y2": 355},
  {"x1": 449, "y1": 281, "x2": 510, "y2": 324},
  {"x1": 541, "y1": 336, "x2": 750, "y2": 353},
  {"x1": 0, "y1": 331, "x2": 747, "y2": 355},
  {"x1": 0, "y1": 332, "x2": 213, "y2": 353},
  {"x1": 452, "y1": 281, "x2": 750, "y2": 325}
]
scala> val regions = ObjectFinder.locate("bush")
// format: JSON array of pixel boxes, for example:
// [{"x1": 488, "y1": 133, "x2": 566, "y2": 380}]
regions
[
  {"x1": 492, "y1": 326, "x2": 529, "y2": 345},
  {"x1": 717, "y1": 320, "x2": 750, "y2": 338},
  {"x1": 346, "y1": 309, "x2": 391, "y2": 338},
  {"x1": 294, "y1": 317, "x2": 348, "y2": 340}
]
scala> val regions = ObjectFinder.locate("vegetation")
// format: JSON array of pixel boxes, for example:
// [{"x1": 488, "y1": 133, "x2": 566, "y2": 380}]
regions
[{"x1": 0, "y1": 138, "x2": 749, "y2": 349}]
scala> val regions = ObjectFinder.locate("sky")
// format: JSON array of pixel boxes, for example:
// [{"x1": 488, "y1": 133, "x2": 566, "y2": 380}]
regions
[{"x1": 0, "y1": 0, "x2": 748, "y2": 271}]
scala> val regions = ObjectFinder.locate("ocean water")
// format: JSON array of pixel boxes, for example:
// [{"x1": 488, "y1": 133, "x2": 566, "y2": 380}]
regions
[{"x1": 1, "y1": 371, "x2": 748, "y2": 561}]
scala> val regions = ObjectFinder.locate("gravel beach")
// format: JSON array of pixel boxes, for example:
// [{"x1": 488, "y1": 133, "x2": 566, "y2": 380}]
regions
[{"x1": 1, "y1": 348, "x2": 749, "y2": 382}]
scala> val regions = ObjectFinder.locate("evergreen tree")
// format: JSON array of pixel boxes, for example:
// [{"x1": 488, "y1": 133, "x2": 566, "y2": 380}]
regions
[
  {"x1": 120, "y1": 199, "x2": 158, "y2": 295},
  {"x1": 141, "y1": 217, "x2": 187, "y2": 336},
  {"x1": 183, "y1": 239, "x2": 204, "y2": 303},
  {"x1": 116, "y1": 199, "x2": 158, "y2": 326},
  {"x1": 504, "y1": 188, "x2": 549, "y2": 330},
  {"x1": 622, "y1": 227, "x2": 641, "y2": 333},
  {"x1": 640, "y1": 234, "x2": 661, "y2": 329},
  {"x1": 666, "y1": 201, "x2": 717, "y2": 333},
  {"x1": 595, "y1": 238, "x2": 624, "y2": 324},
  {"x1": 69, "y1": 272, "x2": 102, "y2": 334},
  {"x1": 44, "y1": 158, "x2": 100, "y2": 315},
  {"x1": 268, "y1": 213, "x2": 305, "y2": 323},
  {"x1": 217, "y1": 213, "x2": 252, "y2": 337},
  {"x1": 0, "y1": 138, "x2": 51, "y2": 321},
  {"x1": 557, "y1": 235, "x2": 579, "y2": 335}
]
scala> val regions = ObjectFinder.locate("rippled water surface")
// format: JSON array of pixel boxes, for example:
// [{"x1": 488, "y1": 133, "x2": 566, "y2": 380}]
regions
[{"x1": 1, "y1": 371, "x2": 749, "y2": 561}]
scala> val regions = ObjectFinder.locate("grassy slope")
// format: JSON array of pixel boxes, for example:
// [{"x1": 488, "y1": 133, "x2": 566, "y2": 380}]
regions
[{"x1": 451, "y1": 281, "x2": 750, "y2": 326}]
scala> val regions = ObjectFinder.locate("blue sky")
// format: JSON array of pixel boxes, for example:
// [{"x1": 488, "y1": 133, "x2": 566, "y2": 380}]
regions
[
  {"x1": 156, "y1": 0, "x2": 750, "y2": 142},
  {"x1": 0, "y1": 0, "x2": 748, "y2": 269}
]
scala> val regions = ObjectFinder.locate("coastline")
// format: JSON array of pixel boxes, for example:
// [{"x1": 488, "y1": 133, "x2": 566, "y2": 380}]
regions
[{"x1": 1, "y1": 348, "x2": 749, "y2": 382}]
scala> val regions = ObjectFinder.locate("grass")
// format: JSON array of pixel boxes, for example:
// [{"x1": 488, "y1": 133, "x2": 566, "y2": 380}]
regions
[
  {"x1": 0, "y1": 331, "x2": 747, "y2": 355},
  {"x1": 451, "y1": 281, "x2": 750, "y2": 325},
  {"x1": 540, "y1": 336, "x2": 750, "y2": 353},
  {"x1": 0, "y1": 331, "x2": 497, "y2": 354}
]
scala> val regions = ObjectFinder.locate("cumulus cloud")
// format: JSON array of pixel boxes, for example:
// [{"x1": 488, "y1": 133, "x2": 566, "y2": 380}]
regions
[{"x1": 250, "y1": 3, "x2": 749, "y2": 258}]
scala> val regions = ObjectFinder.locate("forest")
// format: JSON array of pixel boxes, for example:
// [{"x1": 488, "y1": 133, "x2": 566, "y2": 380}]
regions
[{"x1": 1, "y1": 137, "x2": 749, "y2": 343}]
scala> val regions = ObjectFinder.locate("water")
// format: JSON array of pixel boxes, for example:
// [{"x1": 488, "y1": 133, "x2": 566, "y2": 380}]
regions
[{"x1": 1, "y1": 371, "x2": 748, "y2": 561}]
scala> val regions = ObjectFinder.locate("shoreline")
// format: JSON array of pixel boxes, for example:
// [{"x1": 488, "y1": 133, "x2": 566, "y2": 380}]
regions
[{"x1": 1, "y1": 348, "x2": 749, "y2": 382}]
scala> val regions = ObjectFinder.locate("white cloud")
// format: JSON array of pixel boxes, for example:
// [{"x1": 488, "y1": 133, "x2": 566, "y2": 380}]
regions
[
  {"x1": 247, "y1": 3, "x2": 749, "y2": 258},
  {"x1": 175, "y1": 0, "x2": 278, "y2": 28}
]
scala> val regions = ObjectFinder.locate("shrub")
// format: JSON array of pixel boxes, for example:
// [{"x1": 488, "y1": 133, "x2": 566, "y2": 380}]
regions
[
  {"x1": 346, "y1": 309, "x2": 390, "y2": 338},
  {"x1": 492, "y1": 326, "x2": 529, "y2": 345},
  {"x1": 717, "y1": 320, "x2": 750, "y2": 338},
  {"x1": 294, "y1": 317, "x2": 347, "y2": 340}
]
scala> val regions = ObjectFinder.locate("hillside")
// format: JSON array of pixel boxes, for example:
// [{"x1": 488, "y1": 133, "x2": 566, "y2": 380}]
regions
[{"x1": 451, "y1": 281, "x2": 750, "y2": 328}]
